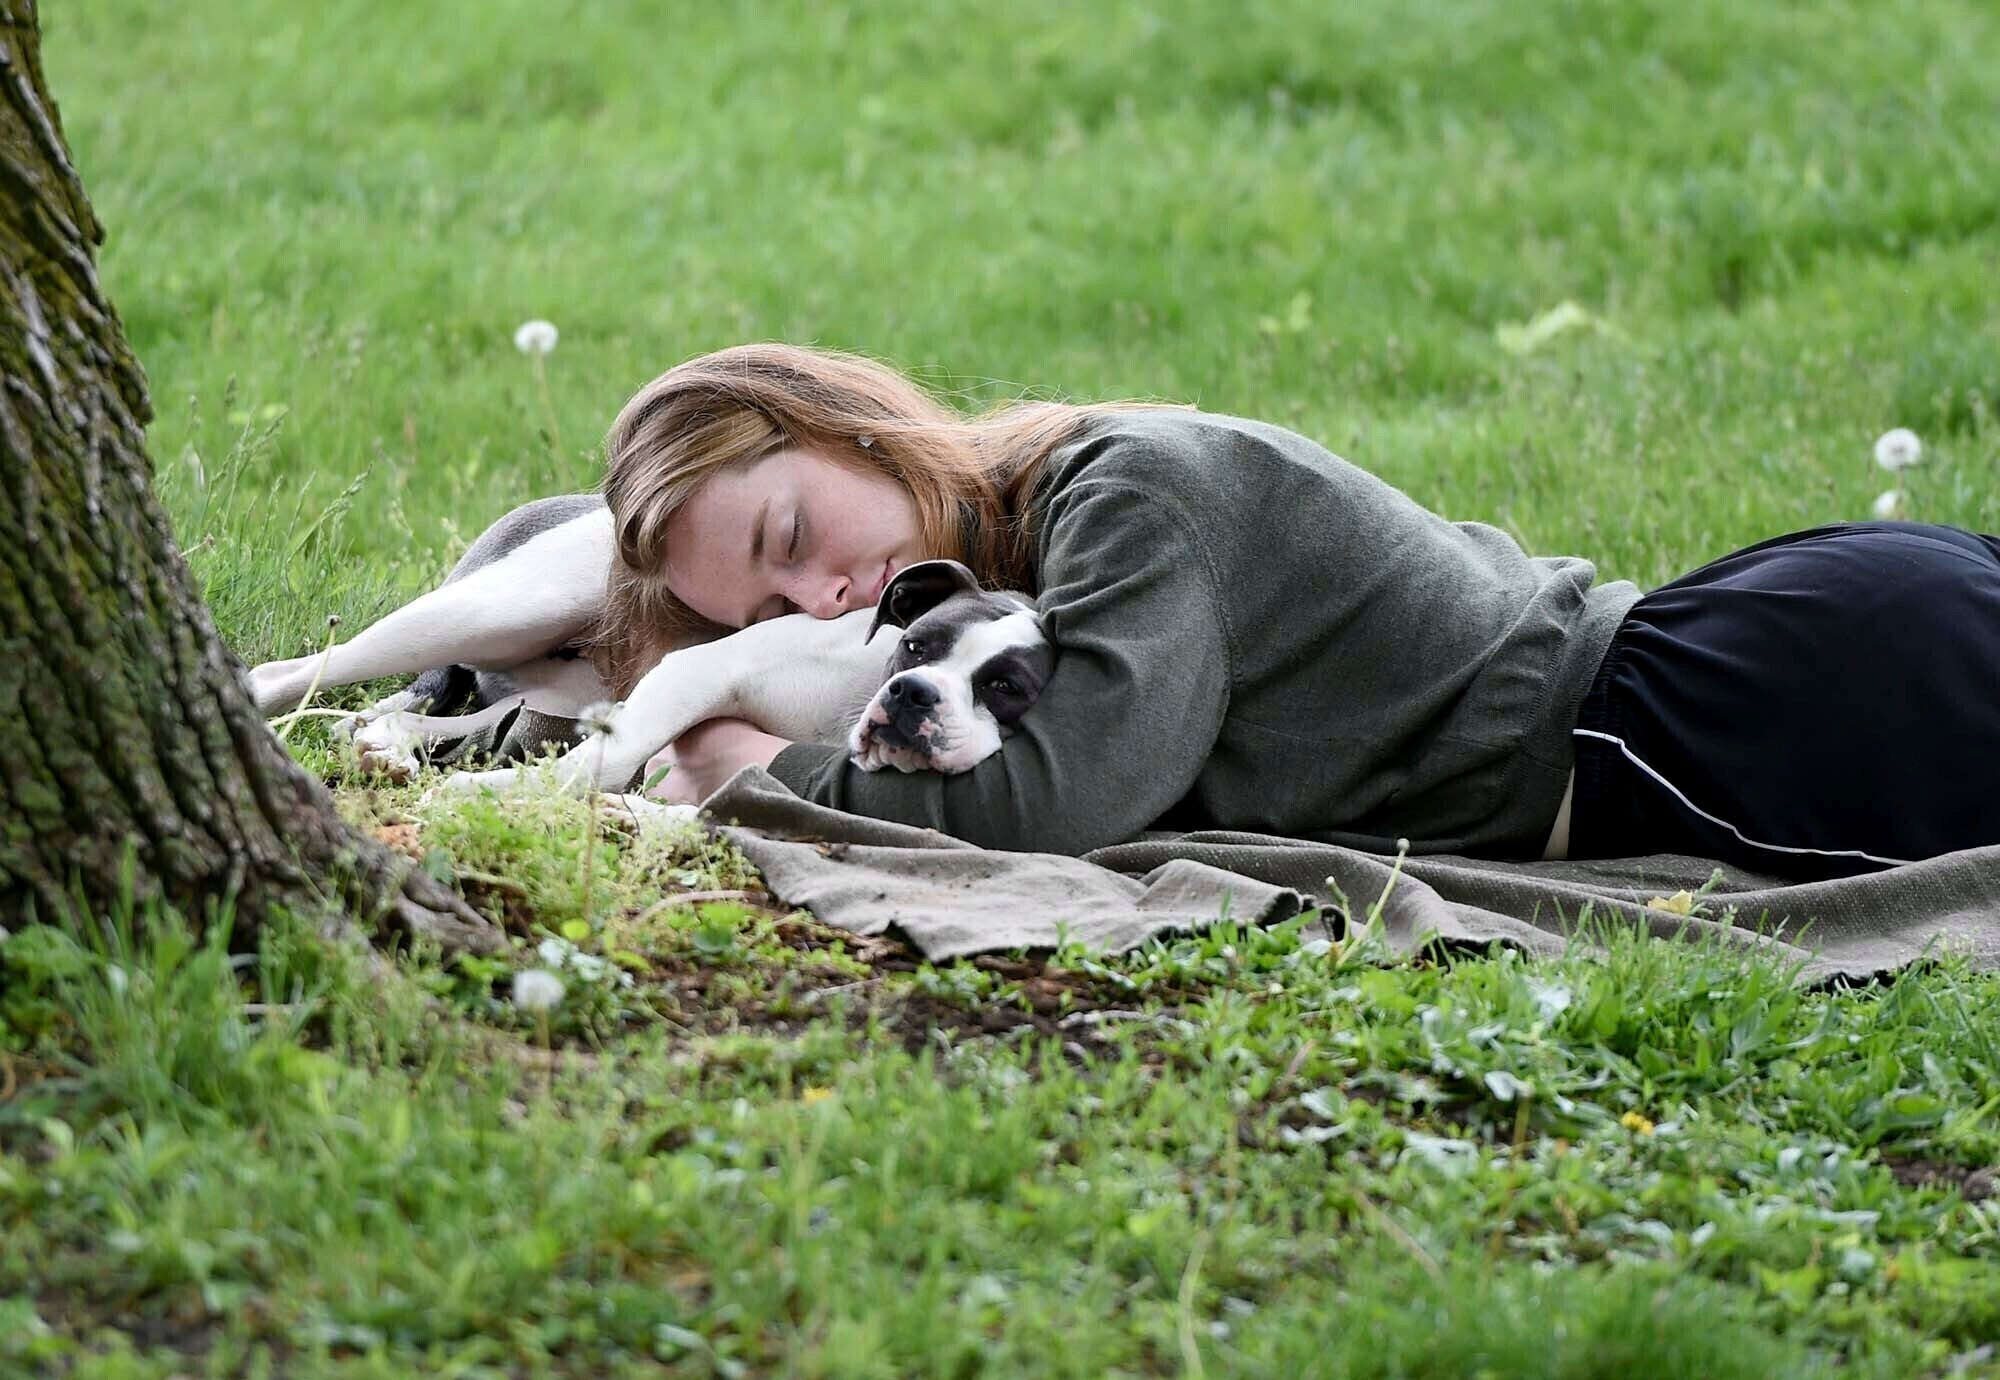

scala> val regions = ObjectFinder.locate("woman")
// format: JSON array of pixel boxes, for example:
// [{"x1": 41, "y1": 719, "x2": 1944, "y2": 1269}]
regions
[{"x1": 603, "y1": 342, "x2": 2000, "y2": 879}]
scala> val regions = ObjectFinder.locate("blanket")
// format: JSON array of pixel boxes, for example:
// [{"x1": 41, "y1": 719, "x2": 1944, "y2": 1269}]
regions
[
  {"x1": 646, "y1": 767, "x2": 2000, "y2": 984},
  {"x1": 416, "y1": 712, "x2": 2000, "y2": 982}
]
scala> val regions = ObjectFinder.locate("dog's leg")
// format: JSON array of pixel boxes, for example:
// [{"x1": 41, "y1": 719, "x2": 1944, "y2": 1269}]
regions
[
  {"x1": 439, "y1": 638, "x2": 747, "y2": 796},
  {"x1": 332, "y1": 651, "x2": 611, "y2": 782},
  {"x1": 484, "y1": 653, "x2": 612, "y2": 719},
  {"x1": 437, "y1": 610, "x2": 885, "y2": 799},
  {"x1": 347, "y1": 695, "x2": 536, "y2": 781},
  {"x1": 335, "y1": 687, "x2": 419, "y2": 734},
  {"x1": 245, "y1": 510, "x2": 611, "y2": 716}
]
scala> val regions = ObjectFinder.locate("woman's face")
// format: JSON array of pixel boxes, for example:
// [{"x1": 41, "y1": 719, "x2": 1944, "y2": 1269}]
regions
[{"x1": 663, "y1": 447, "x2": 925, "y2": 628}]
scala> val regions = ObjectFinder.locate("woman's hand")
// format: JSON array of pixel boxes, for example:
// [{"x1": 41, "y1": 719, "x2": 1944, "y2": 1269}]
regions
[{"x1": 642, "y1": 718, "x2": 793, "y2": 806}]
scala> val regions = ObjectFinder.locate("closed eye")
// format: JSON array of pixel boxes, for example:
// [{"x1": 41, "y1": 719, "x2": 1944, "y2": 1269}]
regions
[{"x1": 787, "y1": 509, "x2": 802, "y2": 562}]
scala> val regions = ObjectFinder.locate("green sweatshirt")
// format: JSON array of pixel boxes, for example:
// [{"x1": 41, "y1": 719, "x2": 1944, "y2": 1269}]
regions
[{"x1": 768, "y1": 409, "x2": 1640, "y2": 857}]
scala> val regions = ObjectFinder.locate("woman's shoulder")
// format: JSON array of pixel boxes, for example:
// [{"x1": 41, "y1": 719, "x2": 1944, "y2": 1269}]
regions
[
  {"x1": 1064, "y1": 405, "x2": 1321, "y2": 456},
  {"x1": 1039, "y1": 407, "x2": 1354, "y2": 509}
]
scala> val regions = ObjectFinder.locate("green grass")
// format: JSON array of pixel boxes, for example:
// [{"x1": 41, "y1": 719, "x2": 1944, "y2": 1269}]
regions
[{"x1": 8, "y1": 0, "x2": 2000, "y2": 1373}]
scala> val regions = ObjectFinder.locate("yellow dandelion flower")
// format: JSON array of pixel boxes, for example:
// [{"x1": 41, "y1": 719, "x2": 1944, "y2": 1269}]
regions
[
  {"x1": 1620, "y1": 1110, "x2": 1656, "y2": 1135},
  {"x1": 1647, "y1": 891, "x2": 1696, "y2": 916},
  {"x1": 800, "y1": 1086, "x2": 835, "y2": 1105}
]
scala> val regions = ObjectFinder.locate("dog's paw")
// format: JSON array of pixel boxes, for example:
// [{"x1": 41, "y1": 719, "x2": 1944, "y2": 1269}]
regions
[
  {"x1": 849, "y1": 736, "x2": 930, "y2": 774},
  {"x1": 341, "y1": 711, "x2": 423, "y2": 782}
]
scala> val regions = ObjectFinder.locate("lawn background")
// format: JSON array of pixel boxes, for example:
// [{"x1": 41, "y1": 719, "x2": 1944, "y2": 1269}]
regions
[
  {"x1": 46, "y1": 0, "x2": 2000, "y2": 656},
  {"x1": 7, "y1": 0, "x2": 2000, "y2": 1375}
]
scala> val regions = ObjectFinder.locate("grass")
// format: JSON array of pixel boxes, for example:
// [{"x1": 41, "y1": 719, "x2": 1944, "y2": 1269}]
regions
[{"x1": 7, "y1": 0, "x2": 2000, "y2": 1373}]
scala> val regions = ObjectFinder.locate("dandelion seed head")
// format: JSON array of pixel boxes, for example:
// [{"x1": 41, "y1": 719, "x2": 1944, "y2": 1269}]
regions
[
  {"x1": 512, "y1": 967, "x2": 566, "y2": 1012},
  {"x1": 1873, "y1": 427, "x2": 1922, "y2": 473},
  {"x1": 577, "y1": 699, "x2": 620, "y2": 736},
  {"x1": 513, "y1": 319, "x2": 560, "y2": 356},
  {"x1": 1871, "y1": 488, "x2": 1905, "y2": 520}
]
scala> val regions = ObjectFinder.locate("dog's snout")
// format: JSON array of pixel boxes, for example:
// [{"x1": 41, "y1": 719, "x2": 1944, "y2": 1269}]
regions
[{"x1": 883, "y1": 675, "x2": 939, "y2": 710}]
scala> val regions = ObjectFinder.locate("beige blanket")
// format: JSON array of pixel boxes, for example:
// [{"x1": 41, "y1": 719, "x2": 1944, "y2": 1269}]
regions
[{"x1": 682, "y1": 766, "x2": 2000, "y2": 984}]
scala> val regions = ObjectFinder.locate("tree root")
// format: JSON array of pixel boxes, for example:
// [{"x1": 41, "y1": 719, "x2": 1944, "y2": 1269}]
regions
[
  {"x1": 386, "y1": 860, "x2": 505, "y2": 955},
  {"x1": 313, "y1": 840, "x2": 506, "y2": 958}
]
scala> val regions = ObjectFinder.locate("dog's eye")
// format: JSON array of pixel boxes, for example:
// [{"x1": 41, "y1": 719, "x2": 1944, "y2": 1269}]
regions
[
  {"x1": 984, "y1": 677, "x2": 1017, "y2": 697},
  {"x1": 902, "y1": 638, "x2": 923, "y2": 657}
]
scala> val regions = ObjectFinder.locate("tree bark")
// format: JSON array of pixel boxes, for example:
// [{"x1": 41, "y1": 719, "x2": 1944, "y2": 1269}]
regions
[{"x1": 0, "y1": 0, "x2": 497, "y2": 953}]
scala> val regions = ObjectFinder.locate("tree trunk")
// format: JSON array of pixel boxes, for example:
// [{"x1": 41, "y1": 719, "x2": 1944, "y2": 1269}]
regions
[{"x1": 0, "y1": 0, "x2": 497, "y2": 953}]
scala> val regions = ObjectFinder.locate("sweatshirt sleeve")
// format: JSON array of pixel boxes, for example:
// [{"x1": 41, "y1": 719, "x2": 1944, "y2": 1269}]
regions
[{"x1": 765, "y1": 479, "x2": 1232, "y2": 854}]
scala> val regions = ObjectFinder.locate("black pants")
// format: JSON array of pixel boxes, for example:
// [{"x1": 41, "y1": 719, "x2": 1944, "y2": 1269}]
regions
[{"x1": 1570, "y1": 522, "x2": 2000, "y2": 880}]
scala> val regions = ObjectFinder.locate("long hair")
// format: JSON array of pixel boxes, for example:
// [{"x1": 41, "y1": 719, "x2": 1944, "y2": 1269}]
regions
[{"x1": 588, "y1": 342, "x2": 1184, "y2": 695}]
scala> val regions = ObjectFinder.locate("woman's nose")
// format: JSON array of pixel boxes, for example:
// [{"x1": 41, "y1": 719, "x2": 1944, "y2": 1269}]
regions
[{"x1": 787, "y1": 569, "x2": 853, "y2": 619}]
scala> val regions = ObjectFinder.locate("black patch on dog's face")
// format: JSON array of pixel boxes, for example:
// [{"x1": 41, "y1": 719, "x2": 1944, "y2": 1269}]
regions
[{"x1": 967, "y1": 643, "x2": 1054, "y2": 726}]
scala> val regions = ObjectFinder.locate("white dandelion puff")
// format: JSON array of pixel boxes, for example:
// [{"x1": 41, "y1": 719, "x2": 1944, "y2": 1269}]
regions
[
  {"x1": 577, "y1": 700, "x2": 619, "y2": 737},
  {"x1": 1873, "y1": 427, "x2": 1922, "y2": 473},
  {"x1": 512, "y1": 967, "x2": 566, "y2": 1012},
  {"x1": 513, "y1": 319, "x2": 559, "y2": 356},
  {"x1": 1872, "y1": 488, "x2": 1905, "y2": 520}
]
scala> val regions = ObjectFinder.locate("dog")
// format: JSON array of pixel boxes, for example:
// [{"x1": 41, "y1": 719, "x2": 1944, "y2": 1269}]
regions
[{"x1": 242, "y1": 494, "x2": 1053, "y2": 797}]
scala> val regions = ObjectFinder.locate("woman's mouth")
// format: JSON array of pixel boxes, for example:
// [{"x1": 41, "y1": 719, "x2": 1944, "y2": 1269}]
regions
[{"x1": 866, "y1": 559, "x2": 896, "y2": 605}]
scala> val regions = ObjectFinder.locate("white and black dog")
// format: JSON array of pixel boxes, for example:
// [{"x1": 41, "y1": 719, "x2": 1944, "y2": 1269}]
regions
[{"x1": 243, "y1": 495, "x2": 1054, "y2": 796}]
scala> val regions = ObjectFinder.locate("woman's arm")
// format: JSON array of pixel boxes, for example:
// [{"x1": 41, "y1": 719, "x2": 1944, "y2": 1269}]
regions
[
  {"x1": 644, "y1": 719, "x2": 791, "y2": 805},
  {"x1": 764, "y1": 480, "x2": 1233, "y2": 854}
]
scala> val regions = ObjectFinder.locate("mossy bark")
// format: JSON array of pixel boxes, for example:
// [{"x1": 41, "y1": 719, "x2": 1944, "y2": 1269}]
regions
[{"x1": 0, "y1": 0, "x2": 496, "y2": 952}]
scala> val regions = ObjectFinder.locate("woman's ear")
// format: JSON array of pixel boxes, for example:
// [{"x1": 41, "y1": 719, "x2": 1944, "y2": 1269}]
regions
[{"x1": 867, "y1": 559, "x2": 982, "y2": 639}]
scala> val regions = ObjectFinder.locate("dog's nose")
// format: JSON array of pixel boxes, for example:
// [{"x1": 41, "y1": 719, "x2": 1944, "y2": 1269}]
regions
[{"x1": 883, "y1": 675, "x2": 939, "y2": 709}]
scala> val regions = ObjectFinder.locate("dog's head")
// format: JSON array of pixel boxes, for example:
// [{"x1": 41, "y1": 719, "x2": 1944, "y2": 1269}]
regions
[{"x1": 848, "y1": 559, "x2": 1053, "y2": 774}]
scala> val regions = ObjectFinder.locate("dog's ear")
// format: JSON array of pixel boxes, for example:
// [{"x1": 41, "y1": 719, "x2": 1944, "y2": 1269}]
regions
[{"x1": 867, "y1": 559, "x2": 982, "y2": 640}]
